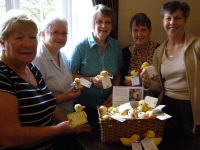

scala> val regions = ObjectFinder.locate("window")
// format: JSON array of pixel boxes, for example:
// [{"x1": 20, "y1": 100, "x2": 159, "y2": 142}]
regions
[
  {"x1": 0, "y1": 0, "x2": 5, "y2": 19},
  {"x1": 65, "y1": 0, "x2": 93, "y2": 59},
  {"x1": 0, "y1": 0, "x2": 93, "y2": 59}
]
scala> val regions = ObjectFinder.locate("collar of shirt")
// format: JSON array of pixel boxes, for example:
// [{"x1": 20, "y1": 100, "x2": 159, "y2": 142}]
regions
[{"x1": 88, "y1": 32, "x2": 113, "y2": 49}]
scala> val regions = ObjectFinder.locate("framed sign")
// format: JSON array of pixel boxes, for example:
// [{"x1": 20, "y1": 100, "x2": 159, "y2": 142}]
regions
[{"x1": 112, "y1": 86, "x2": 144, "y2": 107}]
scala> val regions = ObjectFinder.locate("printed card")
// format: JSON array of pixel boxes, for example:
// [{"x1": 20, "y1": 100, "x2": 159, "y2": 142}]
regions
[
  {"x1": 156, "y1": 112, "x2": 172, "y2": 120},
  {"x1": 131, "y1": 76, "x2": 140, "y2": 86},
  {"x1": 67, "y1": 111, "x2": 88, "y2": 128},
  {"x1": 117, "y1": 102, "x2": 132, "y2": 113},
  {"x1": 144, "y1": 96, "x2": 158, "y2": 108},
  {"x1": 132, "y1": 141, "x2": 143, "y2": 150},
  {"x1": 141, "y1": 138, "x2": 158, "y2": 150},
  {"x1": 112, "y1": 86, "x2": 144, "y2": 107},
  {"x1": 80, "y1": 77, "x2": 92, "y2": 88},
  {"x1": 145, "y1": 66, "x2": 157, "y2": 78},
  {"x1": 102, "y1": 76, "x2": 112, "y2": 89}
]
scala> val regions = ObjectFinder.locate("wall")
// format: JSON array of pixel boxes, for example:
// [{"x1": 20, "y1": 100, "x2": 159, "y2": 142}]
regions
[{"x1": 118, "y1": 0, "x2": 200, "y2": 48}]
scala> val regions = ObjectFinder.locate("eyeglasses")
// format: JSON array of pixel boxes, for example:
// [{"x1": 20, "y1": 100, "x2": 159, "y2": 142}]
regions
[
  {"x1": 95, "y1": 20, "x2": 112, "y2": 26},
  {"x1": 48, "y1": 30, "x2": 69, "y2": 37}
]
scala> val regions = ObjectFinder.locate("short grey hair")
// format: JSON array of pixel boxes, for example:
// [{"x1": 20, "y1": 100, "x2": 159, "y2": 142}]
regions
[
  {"x1": 41, "y1": 13, "x2": 68, "y2": 32},
  {"x1": 0, "y1": 9, "x2": 38, "y2": 41},
  {"x1": 90, "y1": 4, "x2": 116, "y2": 30}
]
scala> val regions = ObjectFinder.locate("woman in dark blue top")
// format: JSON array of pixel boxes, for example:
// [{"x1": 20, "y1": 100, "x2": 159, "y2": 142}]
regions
[{"x1": 0, "y1": 9, "x2": 91, "y2": 150}]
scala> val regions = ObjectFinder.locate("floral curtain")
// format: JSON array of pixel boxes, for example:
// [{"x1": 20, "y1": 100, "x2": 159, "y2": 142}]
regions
[{"x1": 91, "y1": 0, "x2": 119, "y2": 39}]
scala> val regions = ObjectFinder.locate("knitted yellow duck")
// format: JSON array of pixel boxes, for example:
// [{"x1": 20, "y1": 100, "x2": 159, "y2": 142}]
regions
[
  {"x1": 74, "y1": 104, "x2": 87, "y2": 118},
  {"x1": 120, "y1": 134, "x2": 140, "y2": 146},
  {"x1": 73, "y1": 78, "x2": 81, "y2": 89},
  {"x1": 140, "y1": 62, "x2": 150, "y2": 72},
  {"x1": 144, "y1": 130, "x2": 162, "y2": 146}
]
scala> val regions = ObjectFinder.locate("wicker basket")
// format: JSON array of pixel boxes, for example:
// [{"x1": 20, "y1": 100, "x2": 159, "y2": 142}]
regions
[{"x1": 98, "y1": 108, "x2": 166, "y2": 143}]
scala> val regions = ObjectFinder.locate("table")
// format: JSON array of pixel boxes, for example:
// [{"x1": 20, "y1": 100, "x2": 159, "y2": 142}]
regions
[
  {"x1": 75, "y1": 121, "x2": 131, "y2": 150},
  {"x1": 74, "y1": 119, "x2": 200, "y2": 150}
]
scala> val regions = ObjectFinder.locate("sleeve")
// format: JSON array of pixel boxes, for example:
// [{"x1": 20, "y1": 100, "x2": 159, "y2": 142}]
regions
[
  {"x1": 195, "y1": 36, "x2": 200, "y2": 57},
  {"x1": 0, "y1": 71, "x2": 16, "y2": 95}
]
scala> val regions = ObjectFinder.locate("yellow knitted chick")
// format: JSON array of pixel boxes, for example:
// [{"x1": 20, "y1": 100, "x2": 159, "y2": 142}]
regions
[
  {"x1": 138, "y1": 100, "x2": 149, "y2": 112},
  {"x1": 111, "y1": 107, "x2": 118, "y2": 114},
  {"x1": 130, "y1": 70, "x2": 139, "y2": 76},
  {"x1": 146, "y1": 110, "x2": 156, "y2": 119},
  {"x1": 144, "y1": 130, "x2": 162, "y2": 146},
  {"x1": 125, "y1": 70, "x2": 139, "y2": 81},
  {"x1": 73, "y1": 78, "x2": 81, "y2": 89},
  {"x1": 101, "y1": 114, "x2": 111, "y2": 120},
  {"x1": 98, "y1": 70, "x2": 109, "y2": 80},
  {"x1": 98, "y1": 105, "x2": 107, "y2": 117},
  {"x1": 120, "y1": 138, "x2": 132, "y2": 146},
  {"x1": 130, "y1": 134, "x2": 141, "y2": 141},
  {"x1": 144, "y1": 130, "x2": 155, "y2": 138},
  {"x1": 120, "y1": 134, "x2": 140, "y2": 146},
  {"x1": 107, "y1": 106, "x2": 114, "y2": 113},
  {"x1": 140, "y1": 62, "x2": 150, "y2": 72},
  {"x1": 74, "y1": 104, "x2": 87, "y2": 118}
]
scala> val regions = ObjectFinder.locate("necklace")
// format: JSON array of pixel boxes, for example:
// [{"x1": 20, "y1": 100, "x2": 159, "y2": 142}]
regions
[
  {"x1": 168, "y1": 50, "x2": 174, "y2": 58},
  {"x1": 165, "y1": 46, "x2": 173, "y2": 59},
  {"x1": 165, "y1": 44, "x2": 183, "y2": 60}
]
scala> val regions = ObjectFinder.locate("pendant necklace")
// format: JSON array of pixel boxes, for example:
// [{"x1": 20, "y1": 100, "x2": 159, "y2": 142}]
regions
[
  {"x1": 165, "y1": 46, "x2": 173, "y2": 59},
  {"x1": 168, "y1": 51, "x2": 174, "y2": 58},
  {"x1": 167, "y1": 46, "x2": 183, "y2": 60}
]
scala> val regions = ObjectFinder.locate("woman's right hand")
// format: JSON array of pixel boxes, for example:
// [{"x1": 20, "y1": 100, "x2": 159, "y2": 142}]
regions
[
  {"x1": 92, "y1": 76, "x2": 103, "y2": 88},
  {"x1": 57, "y1": 121, "x2": 91, "y2": 135}
]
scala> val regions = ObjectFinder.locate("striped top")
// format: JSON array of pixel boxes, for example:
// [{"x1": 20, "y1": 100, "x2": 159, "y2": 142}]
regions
[{"x1": 0, "y1": 62, "x2": 56, "y2": 150}]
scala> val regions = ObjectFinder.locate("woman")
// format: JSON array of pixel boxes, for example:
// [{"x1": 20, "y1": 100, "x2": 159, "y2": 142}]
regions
[
  {"x1": 140, "y1": 1, "x2": 200, "y2": 149},
  {"x1": 70, "y1": 4, "x2": 123, "y2": 122},
  {"x1": 121, "y1": 13, "x2": 160, "y2": 87},
  {"x1": 0, "y1": 10, "x2": 90, "y2": 150},
  {"x1": 33, "y1": 13, "x2": 81, "y2": 116}
]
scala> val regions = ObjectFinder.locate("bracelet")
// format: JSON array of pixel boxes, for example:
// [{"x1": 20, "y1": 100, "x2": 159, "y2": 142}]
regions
[{"x1": 90, "y1": 77, "x2": 93, "y2": 83}]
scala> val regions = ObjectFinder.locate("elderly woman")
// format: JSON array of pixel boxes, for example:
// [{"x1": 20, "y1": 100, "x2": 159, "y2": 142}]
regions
[
  {"x1": 121, "y1": 13, "x2": 160, "y2": 87},
  {"x1": 140, "y1": 1, "x2": 200, "y2": 149},
  {"x1": 70, "y1": 4, "x2": 123, "y2": 122},
  {"x1": 0, "y1": 10, "x2": 90, "y2": 150},
  {"x1": 33, "y1": 13, "x2": 81, "y2": 116}
]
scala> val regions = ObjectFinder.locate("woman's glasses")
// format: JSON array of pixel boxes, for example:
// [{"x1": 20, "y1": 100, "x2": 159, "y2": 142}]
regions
[
  {"x1": 48, "y1": 30, "x2": 69, "y2": 37},
  {"x1": 95, "y1": 20, "x2": 112, "y2": 26}
]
